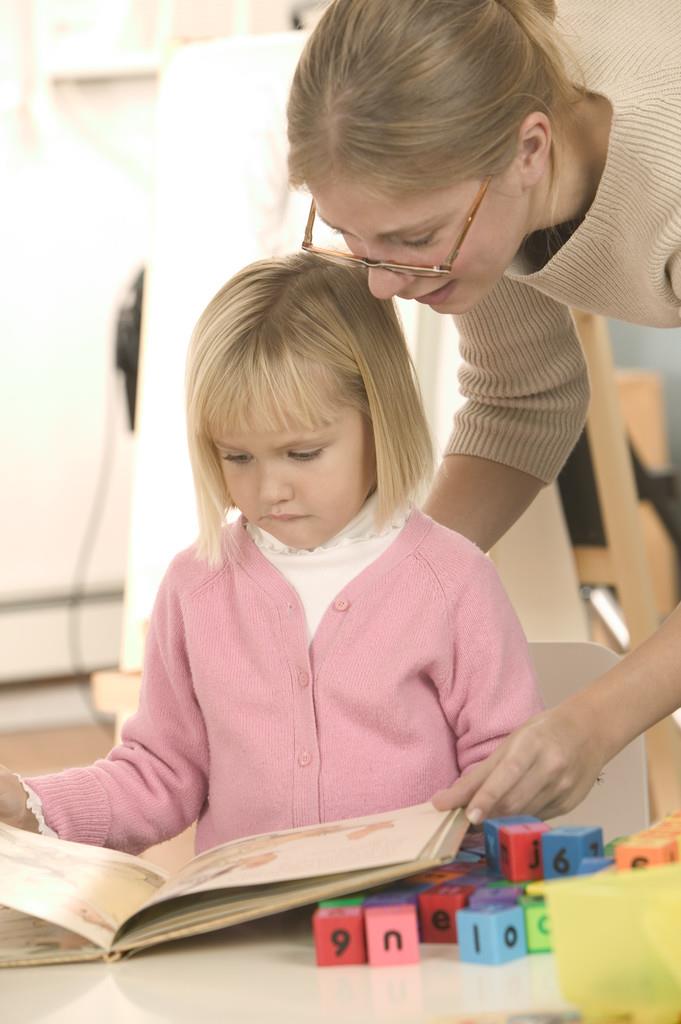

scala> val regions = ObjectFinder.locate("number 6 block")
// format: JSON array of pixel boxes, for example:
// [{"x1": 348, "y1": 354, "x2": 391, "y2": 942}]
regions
[
  {"x1": 312, "y1": 906, "x2": 367, "y2": 966},
  {"x1": 541, "y1": 826, "x2": 604, "y2": 879}
]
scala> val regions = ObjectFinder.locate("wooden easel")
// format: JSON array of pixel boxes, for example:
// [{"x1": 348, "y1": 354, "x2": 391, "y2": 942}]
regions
[{"x1": 573, "y1": 310, "x2": 681, "y2": 819}]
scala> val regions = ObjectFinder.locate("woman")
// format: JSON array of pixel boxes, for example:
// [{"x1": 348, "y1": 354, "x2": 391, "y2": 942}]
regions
[{"x1": 286, "y1": 0, "x2": 681, "y2": 823}]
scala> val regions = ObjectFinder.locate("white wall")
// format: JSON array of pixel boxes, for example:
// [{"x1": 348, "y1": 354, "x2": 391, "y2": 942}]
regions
[{"x1": 0, "y1": 76, "x2": 156, "y2": 681}]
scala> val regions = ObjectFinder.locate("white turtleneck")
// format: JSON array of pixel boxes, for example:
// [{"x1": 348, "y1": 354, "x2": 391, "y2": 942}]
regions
[{"x1": 245, "y1": 493, "x2": 409, "y2": 642}]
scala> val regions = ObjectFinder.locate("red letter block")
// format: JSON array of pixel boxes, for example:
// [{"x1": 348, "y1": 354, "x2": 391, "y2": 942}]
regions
[
  {"x1": 499, "y1": 822, "x2": 551, "y2": 882},
  {"x1": 418, "y1": 883, "x2": 474, "y2": 943},
  {"x1": 365, "y1": 905, "x2": 420, "y2": 965},
  {"x1": 313, "y1": 906, "x2": 367, "y2": 966}
]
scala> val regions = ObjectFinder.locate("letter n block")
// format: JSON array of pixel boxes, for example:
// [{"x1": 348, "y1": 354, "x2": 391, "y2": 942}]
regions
[
  {"x1": 456, "y1": 905, "x2": 527, "y2": 964},
  {"x1": 365, "y1": 904, "x2": 420, "y2": 965},
  {"x1": 417, "y1": 883, "x2": 474, "y2": 943},
  {"x1": 498, "y1": 822, "x2": 551, "y2": 881},
  {"x1": 312, "y1": 906, "x2": 367, "y2": 966}
]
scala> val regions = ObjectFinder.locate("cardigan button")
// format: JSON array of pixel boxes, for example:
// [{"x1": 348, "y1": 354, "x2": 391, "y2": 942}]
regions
[
  {"x1": 334, "y1": 597, "x2": 350, "y2": 611},
  {"x1": 298, "y1": 751, "x2": 312, "y2": 767},
  {"x1": 297, "y1": 670, "x2": 309, "y2": 688}
]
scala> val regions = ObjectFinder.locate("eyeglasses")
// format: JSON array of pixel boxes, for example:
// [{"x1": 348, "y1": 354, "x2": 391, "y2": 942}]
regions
[{"x1": 301, "y1": 176, "x2": 491, "y2": 278}]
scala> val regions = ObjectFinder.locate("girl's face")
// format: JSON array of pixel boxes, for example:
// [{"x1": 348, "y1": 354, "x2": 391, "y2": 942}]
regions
[
  {"x1": 311, "y1": 171, "x2": 535, "y2": 316},
  {"x1": 215, "y1": 405, "x2": 377, "y2": 549}
]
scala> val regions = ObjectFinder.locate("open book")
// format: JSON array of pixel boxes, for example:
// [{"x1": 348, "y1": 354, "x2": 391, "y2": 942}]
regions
[{"x1": 0, "y1": 801, "x2": 466, "y2": 967}]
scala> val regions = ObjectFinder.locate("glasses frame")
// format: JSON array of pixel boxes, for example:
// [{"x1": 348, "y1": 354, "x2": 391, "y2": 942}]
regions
[{"x1": 301, "y1": 175, "x2": 492, "y2": 278}]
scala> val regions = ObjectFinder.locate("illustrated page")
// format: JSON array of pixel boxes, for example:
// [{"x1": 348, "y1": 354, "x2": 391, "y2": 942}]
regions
[
  {"x1": 0, "y1": 823, "x2": 168, "y2": 948},
  {"x1": 148, "y1": 803, "x2": 454, "y2": 905}
]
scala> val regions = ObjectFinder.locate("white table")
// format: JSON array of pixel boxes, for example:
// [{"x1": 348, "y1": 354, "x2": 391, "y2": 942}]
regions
[{"x1": 3, "y1": 908, "x2": 574, "y2": 1024}]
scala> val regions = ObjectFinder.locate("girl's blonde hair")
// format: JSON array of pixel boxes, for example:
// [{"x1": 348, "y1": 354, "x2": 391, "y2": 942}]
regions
[
  {"x1": 186, "y1": 254, "x2": 434, "y2": 563},
  {"x1": 287, "y1": 0, "x2": 583, "y2": 197}
]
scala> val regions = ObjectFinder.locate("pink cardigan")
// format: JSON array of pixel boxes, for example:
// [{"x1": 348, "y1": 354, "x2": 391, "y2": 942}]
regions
[{"x1": 28, "y1": 511, "x2": 542, "y2": 855}]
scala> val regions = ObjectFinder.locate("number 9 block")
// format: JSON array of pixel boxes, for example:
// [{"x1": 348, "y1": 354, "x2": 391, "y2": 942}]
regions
[{"x1": 312, "y1": 906, "x2": 367, "y2": 966}]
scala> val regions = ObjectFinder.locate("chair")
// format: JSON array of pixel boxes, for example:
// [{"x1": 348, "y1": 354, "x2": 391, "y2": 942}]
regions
[{"x1": 529, "y1": 641, "x2": 649, "y2": 839}]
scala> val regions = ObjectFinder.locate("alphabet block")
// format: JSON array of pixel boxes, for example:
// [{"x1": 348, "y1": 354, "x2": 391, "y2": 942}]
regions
[
  {"x1": 318, "y1": 895, "x2": 365, "y2": 908},
  {"x1": 498, "y1": 822, "x2": 551, "y2": 882},
  {"x1": 541, "y1": 826, "x2": 604, "y2": 879},
  {"x1": 313, "y1": 906, "x2": 367, "y2": 966},
  {"x1": 615, "y1": 836, "x2": 679, "y2": 870},
  {"x1": 483, "y1": 815, "x2": 540, "y2": 872},
  {"x1": 417, "y1": 883, "x2": 474, "y2": 943},
  {"x1": 456, "y1": 905, "x2": 527, "y2": 964},
  {"x1": 468, "y1": 884, "x2": 523, "y2": 910},
  {"x1": 520, "y1": 896, "x2": 552, "y2": 953},
  {"x1": 365, "y1": 904, "x2": 420, "y2": 965},
  {"x1": 575, "y1": 856, "x2": 614, "y2": 875}
]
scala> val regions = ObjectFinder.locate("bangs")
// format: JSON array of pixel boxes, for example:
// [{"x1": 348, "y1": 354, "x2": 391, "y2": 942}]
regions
[{"x1": 203, "y1": 333, "x2": 351, "y2": 441}]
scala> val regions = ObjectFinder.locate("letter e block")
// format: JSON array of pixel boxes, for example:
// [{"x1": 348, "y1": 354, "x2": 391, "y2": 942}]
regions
[{"x1": 418, "y1": 883, "x2": 474, "y2": 943}]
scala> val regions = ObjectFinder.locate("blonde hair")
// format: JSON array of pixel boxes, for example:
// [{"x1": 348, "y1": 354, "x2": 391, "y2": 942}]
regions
[
  {"x1": 288, "y1": 0, "x2": 583, "y2": 197},
  {"x1": 186, "y1": 254, "x2": 434, "y2": 563}
]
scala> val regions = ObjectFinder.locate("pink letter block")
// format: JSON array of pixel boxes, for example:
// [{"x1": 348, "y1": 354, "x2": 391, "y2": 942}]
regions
[
  {"x1": 313, "y1": 906, "x2": 367, "y2": 966},
  {"x1": 365, "y1": 904, "x2": 420, "y2": 966}
]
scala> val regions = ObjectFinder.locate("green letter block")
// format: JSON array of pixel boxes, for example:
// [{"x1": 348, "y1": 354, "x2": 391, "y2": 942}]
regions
[{"x1": 521, "y1": 896, "x2": 552, "y2": 953}]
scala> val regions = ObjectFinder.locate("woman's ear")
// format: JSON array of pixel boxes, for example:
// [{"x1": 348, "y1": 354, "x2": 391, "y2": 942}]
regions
[{"x1": 515, "y1": 111, "x2": 552, "y2": 190}]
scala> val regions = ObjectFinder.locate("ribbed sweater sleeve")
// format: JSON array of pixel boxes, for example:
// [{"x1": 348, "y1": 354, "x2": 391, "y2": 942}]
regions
[
  {"x1": 420, "y1": 541, "x2": 544, "y2": 773},
  {"x1": 447, "y1": 276, "x2": 589, "y2": 483},
  {"x1": 26, "y1": 561, "x2": 210, "y2": 854}
]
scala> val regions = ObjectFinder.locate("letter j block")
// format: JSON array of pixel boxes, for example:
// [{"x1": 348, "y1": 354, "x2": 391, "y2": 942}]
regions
[
  {"x1": 312, "y1": 906, "x2": 367, "y2": 966},
  {"x1": 498, "y1": 822, "x2": 551, "y2": 881},
  {"x1": 365, "y1": 904, "x2": 420, "y2": 965}
]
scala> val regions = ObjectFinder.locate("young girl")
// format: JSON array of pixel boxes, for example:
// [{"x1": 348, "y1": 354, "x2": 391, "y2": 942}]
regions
[{"x1": 0, "y1": 254, "x2": 542, "y2": 855}]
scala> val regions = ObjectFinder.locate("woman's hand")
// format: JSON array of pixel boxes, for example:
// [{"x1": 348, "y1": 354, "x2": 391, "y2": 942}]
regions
[
  {"x1": 432, "y1": 699, "x2": 606, "y2": 823},
  {"x1": 0, "y1": 766, "x2": 40, "y2": 832}
]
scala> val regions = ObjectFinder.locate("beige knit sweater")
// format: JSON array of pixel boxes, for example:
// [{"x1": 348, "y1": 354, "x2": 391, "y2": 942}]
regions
[{"x1": 448, "y1": 0, "x2": 681, "y2": 483}]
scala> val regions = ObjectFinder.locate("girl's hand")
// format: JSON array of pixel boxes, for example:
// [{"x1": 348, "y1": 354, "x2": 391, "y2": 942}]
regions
[
  {"x1": 0, "y1": 766, "x2": 40, "y2": 832},
  {"x1": 431, "y1": 700, "x2": 605, "y2": 823}
]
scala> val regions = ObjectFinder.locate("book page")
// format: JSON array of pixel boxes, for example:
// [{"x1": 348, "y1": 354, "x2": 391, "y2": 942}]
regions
[
  {"x1": 147, "y1": 802, "x2": 453, "y2": 907},
  {"x1": 0, "y1": 823, "x2": 168, "y2": 949},
  {"x1": 0, "y1": 906, "x2": 102, "y2": 966}
]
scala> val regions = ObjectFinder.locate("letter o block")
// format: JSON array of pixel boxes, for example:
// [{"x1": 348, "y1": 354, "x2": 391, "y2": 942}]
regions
[
  {"x1": 456, "y1": 905, "x2": 527, "y2": 965},
  {"x1": 365, "y1": 904, "x2": 420, "y2": 966},
  {"x1": 312, "y1": 906, "x2": 367, "y2": 966}
]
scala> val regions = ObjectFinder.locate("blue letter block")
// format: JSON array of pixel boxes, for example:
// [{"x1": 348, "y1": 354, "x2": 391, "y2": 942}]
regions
[
  {"x1": 575, "y1": 855, "x2": 614, "y2": 875},
  {"x1": 483, "y1": 816, "x2": 540, "y2": 873},
  {"x1": 456, "y1": 905, "x2": 527, "y2": 964},
  {"x1": 541, "y1": 826, "x2": 604, "y2": 878}
]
